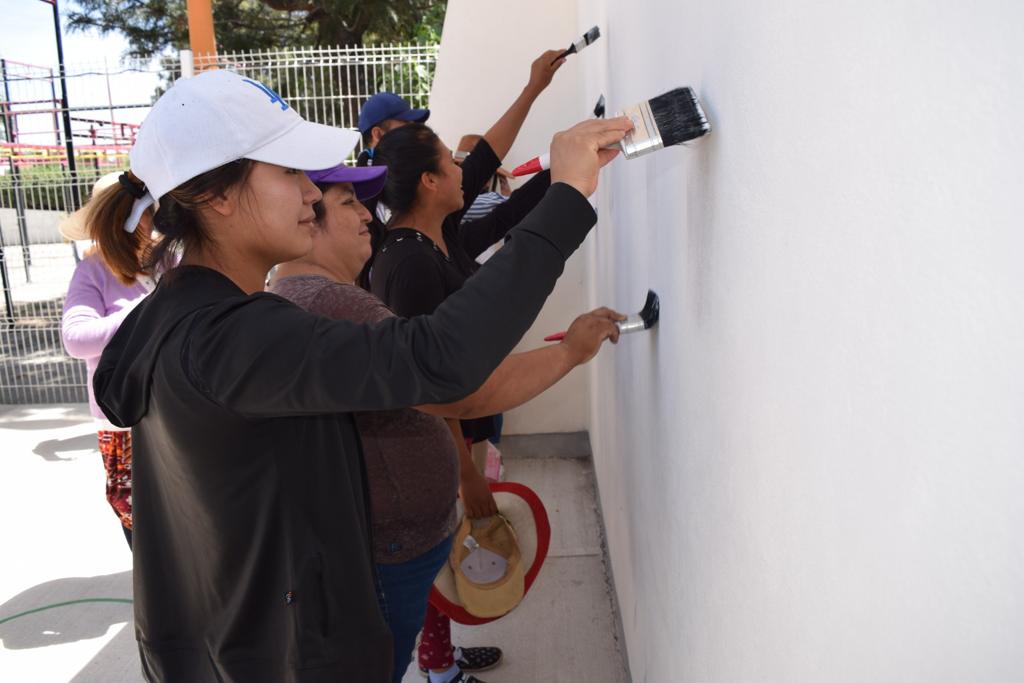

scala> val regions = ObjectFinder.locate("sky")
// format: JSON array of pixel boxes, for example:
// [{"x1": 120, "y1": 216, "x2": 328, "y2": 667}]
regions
[{"x1": 1, "y1": 1, "x2": 161, "y2": 147}]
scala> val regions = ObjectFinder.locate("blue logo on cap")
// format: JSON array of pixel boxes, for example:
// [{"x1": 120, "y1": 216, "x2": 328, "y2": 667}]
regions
[{"x1": 242, "y1": 79, "x2": 289, "y2": 111}]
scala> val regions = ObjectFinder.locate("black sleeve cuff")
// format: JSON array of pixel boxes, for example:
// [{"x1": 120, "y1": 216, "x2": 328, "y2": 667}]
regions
[
  {"x1": 470, "y1": 138, "x2": 501, "y2": 168},
  {"x1": 460, "y1": 139, "x2": 502, "y2": 204}
]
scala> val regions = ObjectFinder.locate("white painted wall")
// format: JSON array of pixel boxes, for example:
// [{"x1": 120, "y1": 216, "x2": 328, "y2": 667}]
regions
[
  {"x1": 429, "y1": 0, "x2": 593, "y2": 434},
  {"x1": 436, "y1": 0, "x2": 1024, "y2": 679},
  {"x1": 579, "y1": 0, "x2": 1024, "y2": 681}
]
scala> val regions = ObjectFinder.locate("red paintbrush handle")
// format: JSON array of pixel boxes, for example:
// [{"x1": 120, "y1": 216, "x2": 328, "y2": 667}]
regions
[
  {"x1": 543, "y1": 331, "x2": 566, "y2": 342},
  {"x1": 511, "y1": 153, "x2": 550, "y2": 177}
]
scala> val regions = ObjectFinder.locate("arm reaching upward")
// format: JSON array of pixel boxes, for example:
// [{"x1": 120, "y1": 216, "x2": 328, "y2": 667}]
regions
[{"x1": 482, "y1": 49, "x2": 566, "y2": 160}]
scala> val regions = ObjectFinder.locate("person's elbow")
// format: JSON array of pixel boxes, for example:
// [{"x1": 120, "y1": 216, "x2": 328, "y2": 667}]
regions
[
  {"x1": 61, "y1": 327, "x2": 97, "y2": 360},
  {"x1": 60, "y1": 307, "x2": 107, "y2": 359},
  {"x1": 417, "y1": 393, "x2": 490, "y2": 420},
  {"x1": 428, "y1": 372, "x2": 487, "y2": 413},
  {"x1": 416, "y1": 401, "x2": 471, "y2": 419}
]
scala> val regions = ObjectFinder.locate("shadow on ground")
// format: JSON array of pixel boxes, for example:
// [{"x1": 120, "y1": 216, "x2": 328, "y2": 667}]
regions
[
  {"x1": 33, "y1": 432, "x2": 98, "y2": 461},
  {"x1": 0, "y1": 571, "x2": 132, "y2": 650},
  {"x1": 0, "y1": 417, "x2": 87, "y2": 431}
]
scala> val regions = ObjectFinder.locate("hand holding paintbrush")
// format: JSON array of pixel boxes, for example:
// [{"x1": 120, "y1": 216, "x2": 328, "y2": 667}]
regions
[
  {"x1": 548, "y1": 115, "x2": 635, "y2": 197},
  {"x1": 545, "y1": 291, "x2": 660, "y2": 342},
  {"x1": 527, "y1": 49, "x2": 569, "y2": 96},
  {"x1": 553, "y1": 307, "x2": 627, "y2": 364}
]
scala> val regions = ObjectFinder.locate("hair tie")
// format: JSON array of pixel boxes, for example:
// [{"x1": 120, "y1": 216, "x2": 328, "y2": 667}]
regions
[{"x1": 118, "y1": 172, "x2": 147, "y2": 200}]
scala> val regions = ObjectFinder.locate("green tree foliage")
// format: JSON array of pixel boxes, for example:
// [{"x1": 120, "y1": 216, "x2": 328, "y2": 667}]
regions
[{"x1": 66, "y1": 0, "x2": 447, "y2": 59}]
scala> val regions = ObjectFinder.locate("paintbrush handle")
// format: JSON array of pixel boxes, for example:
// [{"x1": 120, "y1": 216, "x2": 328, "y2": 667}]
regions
[
  {"x1": 512, "y1": 141, "x2": 616, "y2": 177},
  {"x1": 546, "y1": 315, "x2": 650, "y2": 343},
  {"x1": 552, "y1": 45, "x2": 576, "y2": 65},
  {"x1": 511, "y1": 153, "x2": 550, "y2": 177}
]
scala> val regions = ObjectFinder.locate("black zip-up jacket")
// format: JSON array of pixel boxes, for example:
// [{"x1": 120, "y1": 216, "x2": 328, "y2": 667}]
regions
[{"x1": 93, "y1": 183, "x2": 595, "y2": 682}]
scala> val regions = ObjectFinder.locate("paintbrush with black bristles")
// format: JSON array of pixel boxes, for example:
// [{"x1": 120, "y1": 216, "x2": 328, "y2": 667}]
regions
[
  {"x1": 511, "y1": 87, "x2": 711, "y2": 176},
  {"x1": 618, "y1": 86, "x2": 710, "y2": 159},
  {"x1": 615, "y1": 290, "x2": 660, "y2": 334},
  {"x1": 553, "y1": 26, "x2": 601, "y2": 64},
  {"x1": 543, "y1": 290, "x2": 660, "y2": 342}
]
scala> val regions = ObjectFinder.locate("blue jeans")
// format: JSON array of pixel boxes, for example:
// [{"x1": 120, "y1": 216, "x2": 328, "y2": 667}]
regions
[{"x1": 377, "y1": 535, "x2": 454, "y2": 683}]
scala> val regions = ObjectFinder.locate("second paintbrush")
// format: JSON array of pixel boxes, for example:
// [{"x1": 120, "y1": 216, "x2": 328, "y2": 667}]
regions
[{"x1": 553, "y1": 26, "x2": 601, "y2": 64}]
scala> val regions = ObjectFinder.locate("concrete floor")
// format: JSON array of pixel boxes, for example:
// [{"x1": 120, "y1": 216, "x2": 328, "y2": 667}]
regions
[{"x1": 0, "y1": 404, "x2": 630, "y2": 683}]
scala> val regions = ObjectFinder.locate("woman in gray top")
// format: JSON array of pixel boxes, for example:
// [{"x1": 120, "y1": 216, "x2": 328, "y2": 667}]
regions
[{"x1": 269, "y1": 163, "x2": 623, "y2": 683}]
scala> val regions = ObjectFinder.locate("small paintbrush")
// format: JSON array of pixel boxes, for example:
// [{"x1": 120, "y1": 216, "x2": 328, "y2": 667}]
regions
[
  {"x1": 553, "y1": 26, "x2": 601, "y2": 64},
  {"x1": 593, "y1": 94, "x2": 606, "y2": 119},
  {"x1": 544, "y1": 290, "x2": 660, "y2": 342},
  {"x1": 511, "y1": 87, "x2": 711, "y2": 176}
]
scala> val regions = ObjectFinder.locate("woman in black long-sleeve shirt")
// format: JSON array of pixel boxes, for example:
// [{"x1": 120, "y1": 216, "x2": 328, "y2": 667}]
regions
[
  {"x1": 369, "y1": 48, "x2": 568, "y2": 509},
  {"x1": 88, "y1": 68, "x2": 632, "y2": 682},
  {"x1": 366, "y1": 53, "x2": 575, "y2": 682}
]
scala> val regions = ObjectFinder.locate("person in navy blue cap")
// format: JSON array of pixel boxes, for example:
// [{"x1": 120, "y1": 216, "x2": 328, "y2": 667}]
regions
[{"x1": 357, "y1": 92, "x2": 430, "y2": 166}]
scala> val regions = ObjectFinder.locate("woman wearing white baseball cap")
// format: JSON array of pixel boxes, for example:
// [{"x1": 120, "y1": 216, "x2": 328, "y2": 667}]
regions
[{"x1": 89, "y1": 69, "x2": 632, "y2": 682}]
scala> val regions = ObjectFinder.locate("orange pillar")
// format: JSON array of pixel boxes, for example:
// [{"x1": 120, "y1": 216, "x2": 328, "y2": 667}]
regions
[{"x1": 186, "y1": 0, "x2": 217, "y2": 69}]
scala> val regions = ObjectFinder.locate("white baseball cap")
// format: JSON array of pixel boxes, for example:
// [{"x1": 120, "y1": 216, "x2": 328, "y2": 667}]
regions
[{"x1": 124, "y1": 69, "x2": 359, "y2": 231}]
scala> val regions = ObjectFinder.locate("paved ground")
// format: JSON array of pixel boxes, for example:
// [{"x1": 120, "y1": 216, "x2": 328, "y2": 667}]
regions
[{"x1": 0, "y1": 403, "x2": 630, "y2": 682}]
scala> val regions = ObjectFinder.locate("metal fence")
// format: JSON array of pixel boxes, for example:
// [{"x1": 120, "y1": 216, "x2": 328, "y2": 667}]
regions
[{"x1": 0, "y1": 43, "x2": 438, "y2": 404}]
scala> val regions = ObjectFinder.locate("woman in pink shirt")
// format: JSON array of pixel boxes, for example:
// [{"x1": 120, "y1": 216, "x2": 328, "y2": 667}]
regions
[{"x1": 60, "y1": 173, "x2": 155, "y2": 548}]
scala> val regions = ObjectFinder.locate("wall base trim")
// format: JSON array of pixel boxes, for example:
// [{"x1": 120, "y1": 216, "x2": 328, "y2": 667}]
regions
[{"x1": 497, "y1": 431, "x2": 592, "y2": 459}]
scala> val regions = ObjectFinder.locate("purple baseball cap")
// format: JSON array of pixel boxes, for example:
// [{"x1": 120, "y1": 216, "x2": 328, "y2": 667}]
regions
[{"x1": 306, "y1": 164, "x2": 387, "y2": 201}]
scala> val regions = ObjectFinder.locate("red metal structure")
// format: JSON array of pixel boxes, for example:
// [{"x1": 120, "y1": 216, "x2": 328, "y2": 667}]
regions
[{"x1": 0, "y1": 58, "x2": 137, "y2": 171}]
